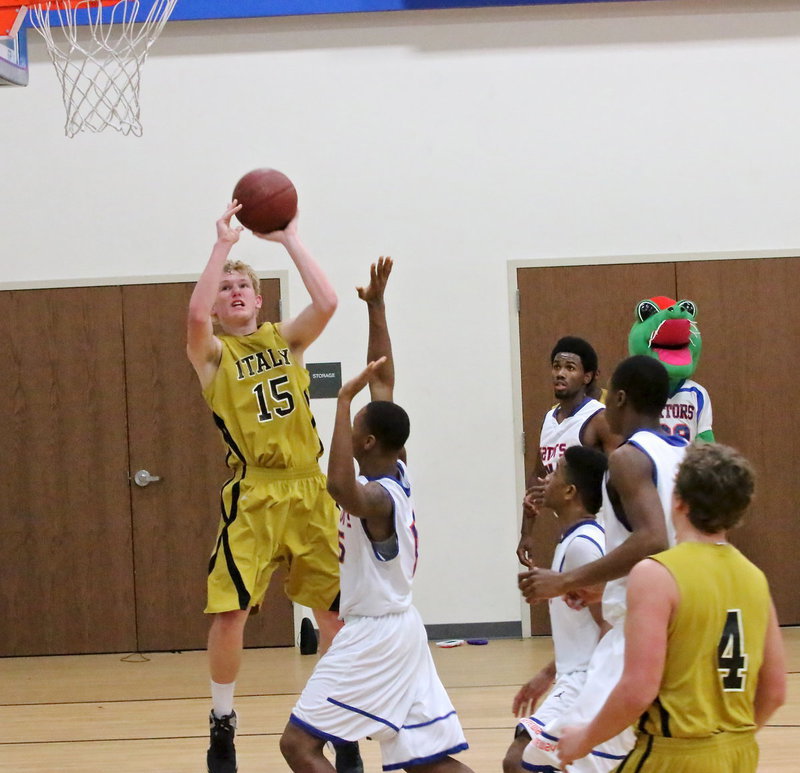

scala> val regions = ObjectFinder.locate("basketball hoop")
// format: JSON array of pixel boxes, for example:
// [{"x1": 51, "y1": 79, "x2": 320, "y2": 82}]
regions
[{"x1": 12, "y1": 0, "x2": 178, "y2": 136}]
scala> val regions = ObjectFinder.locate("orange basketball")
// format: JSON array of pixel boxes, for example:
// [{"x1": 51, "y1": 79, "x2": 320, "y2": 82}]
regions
[{"x1": 232, "y1": 168, "x2": 298, "y2": 234}]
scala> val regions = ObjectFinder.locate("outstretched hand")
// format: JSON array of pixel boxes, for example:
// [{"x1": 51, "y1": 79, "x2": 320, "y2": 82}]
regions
[
  {"x1": 252, "y1": 212, "x2": 299, "y2": 243},
  {"x1": 339, "y1": 357, "x2": 388, "y2": 401},
  {"x1": 217, "y1": 201, "x2": 244, "y2": 244},
  {"x1": 357, "y1": 256, "x2": 393, "y2": 304}
]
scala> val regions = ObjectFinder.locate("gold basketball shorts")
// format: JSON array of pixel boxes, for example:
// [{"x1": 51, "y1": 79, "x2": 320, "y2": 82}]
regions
[
  {"x1": 617, "y1": 730, "x2": 758, "y2": 773},
  {"x1": 205, "y1": 464, "x2": 340, "y2": 614}
]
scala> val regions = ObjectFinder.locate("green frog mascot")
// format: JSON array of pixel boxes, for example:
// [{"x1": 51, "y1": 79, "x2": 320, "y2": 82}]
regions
[{"x1": 628, "y1": 296, "x2": 714, "y2": 442}]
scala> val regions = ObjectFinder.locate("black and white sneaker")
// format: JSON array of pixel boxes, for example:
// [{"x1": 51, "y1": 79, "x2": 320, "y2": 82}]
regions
[
  {"x1": 207, "y1": 710, "x2": 237, "y2": 773},
  {"x1": 334, "y1": 741, "x2": 364, "y2": 773}
]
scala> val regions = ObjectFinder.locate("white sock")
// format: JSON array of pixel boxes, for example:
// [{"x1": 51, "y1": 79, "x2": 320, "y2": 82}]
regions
[{"x1": 211, "y1": 680, "x2": 236, "y2": 718}]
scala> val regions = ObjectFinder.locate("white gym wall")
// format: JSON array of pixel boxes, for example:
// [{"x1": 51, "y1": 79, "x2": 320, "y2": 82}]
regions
[{"x1": 2, "y1": 0, "x2": 800, "y2": 632}]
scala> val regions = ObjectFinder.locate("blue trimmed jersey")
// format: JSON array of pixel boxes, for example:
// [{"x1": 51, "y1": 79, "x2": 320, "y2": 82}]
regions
[
  {"x1": 539, "y1": 397, "x2": 605, "y2": 474},
  {"x1": 661, "y1": 378, "x2": 713, "y2": 441},
  {"x1": 516, "y1": 519, "x2": 606, "y2": 749},
  {"x1": 550, "y1": 519, "x2": 605, "y2": 675},
  {"x1": 601, "y1": 430, "x2": 689, "y2": 626},
  {"x1": 338, "y1": 460, "x2": 417, "y2": 619}
]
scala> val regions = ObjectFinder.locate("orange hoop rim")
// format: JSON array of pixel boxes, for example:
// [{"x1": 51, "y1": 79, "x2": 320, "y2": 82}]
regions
[
  {"x1": 0, "y1": 0, "x2": 119, "y2": 8},
  {"x1": 1, "y1": 1, "x2": 124, "y2": 36}
]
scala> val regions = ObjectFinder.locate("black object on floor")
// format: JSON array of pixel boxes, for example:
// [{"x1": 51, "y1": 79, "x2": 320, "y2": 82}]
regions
[{"x1": 300, "y1": 617, "x2": 318, "y2": 655}]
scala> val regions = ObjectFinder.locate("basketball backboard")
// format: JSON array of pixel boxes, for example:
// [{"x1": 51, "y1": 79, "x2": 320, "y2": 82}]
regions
[{"x1": 0, "y1": 24, "x2": 27, "y2": 86}]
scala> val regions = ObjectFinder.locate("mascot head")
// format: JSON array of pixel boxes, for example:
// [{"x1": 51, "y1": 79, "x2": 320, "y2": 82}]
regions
[{"x1": 627, "y1": 296, "x2": 701, "y2": 392}]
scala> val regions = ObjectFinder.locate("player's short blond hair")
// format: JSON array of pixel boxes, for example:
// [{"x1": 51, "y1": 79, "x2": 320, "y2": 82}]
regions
[
  {"x1": 675, "y1": 443, "x2": 755, "y2": 533},
  {"x1": 222, "y1": 259, "x2": 260, "y2": 296}
]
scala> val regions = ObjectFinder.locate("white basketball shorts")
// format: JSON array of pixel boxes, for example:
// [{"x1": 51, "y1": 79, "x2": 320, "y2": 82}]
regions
[
  {"x1": 290, "y1": 606, "x2": 468, "y2": 770},
  {"x1": 521, "y1": 625, "x2": 635, "y2": 772},
  {"x1": 516, "y1": 668, "x2": 586, "y2": 741}
]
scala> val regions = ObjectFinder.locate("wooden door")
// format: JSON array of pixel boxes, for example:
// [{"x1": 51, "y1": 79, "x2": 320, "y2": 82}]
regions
[
  {"x1": 675, "y1": 257, "x2": 800, "y2": 621},
  {"x1": 0, "y1": 287, "x2": 137, "y2": 655},
  {"x1": 0, "y1": 279, "x2": 295, "y2": 656},
  {"x1": 518, "y1": 262, "x2": 677, "y2": 634},
  {"x1": 518, "y1": 257, "x2": 800, "y2": 631},
  {"x1": 123, "y1": 280, "x2": 293, "y2": 651}
]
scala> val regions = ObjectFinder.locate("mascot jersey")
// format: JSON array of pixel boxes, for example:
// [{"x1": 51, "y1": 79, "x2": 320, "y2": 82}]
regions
[
  {"x1": 628, "y1": 296, "x2": 715, "y2": 443},
  {"x1": 662, "y1": 378, "x2": 712, "y2": 441}
]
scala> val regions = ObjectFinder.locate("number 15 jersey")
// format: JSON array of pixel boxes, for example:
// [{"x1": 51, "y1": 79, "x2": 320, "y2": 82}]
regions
[{"x1": 202, "y1": 322, "x2": 323, "y2": 470}]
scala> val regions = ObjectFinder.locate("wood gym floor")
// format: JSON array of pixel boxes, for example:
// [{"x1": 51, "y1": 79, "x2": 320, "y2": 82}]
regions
[{"x1": 2, "y1": 630, "x2": 798, "y2": 771}]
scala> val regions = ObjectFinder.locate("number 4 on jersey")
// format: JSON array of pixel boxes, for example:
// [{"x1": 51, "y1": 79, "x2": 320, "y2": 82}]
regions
[{"x1": 718, "y1": 609, "x2": 748, "y2": 691}]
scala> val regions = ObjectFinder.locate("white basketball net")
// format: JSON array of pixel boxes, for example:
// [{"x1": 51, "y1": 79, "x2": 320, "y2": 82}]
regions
[{"x1": 28, "y1": 0, "x2": 178, "y2": 137}]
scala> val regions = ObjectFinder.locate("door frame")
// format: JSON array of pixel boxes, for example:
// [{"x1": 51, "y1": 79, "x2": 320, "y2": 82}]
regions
[
  {"x1": 507, "y1": 247, "x2": 800, "y2": 636},
  {"x1": 0, "y1": 271, "x2": 288, "y2": 295}
]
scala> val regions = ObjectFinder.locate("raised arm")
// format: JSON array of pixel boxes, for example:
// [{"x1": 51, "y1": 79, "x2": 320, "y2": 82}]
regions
[
  {"x1": 256, "y1": 215, "x2": 337, "y2": 361},
  {"x1": 186, "y1": 202, "x2": 242, "y2": 388},
  {"x1": 326, "y1": 359, "x2": 394, "y2": 526},
  {"x1": 356, "y1": 256, "x2": 394, "y2": 402},
  {"x1": 570, "y1": 446, "x2": 669, "y2": 587}
]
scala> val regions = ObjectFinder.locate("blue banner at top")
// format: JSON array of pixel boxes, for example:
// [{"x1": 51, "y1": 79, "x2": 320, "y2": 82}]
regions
[
  {"x1": 168, "y1": 0, "x2": 650, "y2": 21},
  {"x1": 23, "y1": 0, "x2": 657, "y2": 27}
]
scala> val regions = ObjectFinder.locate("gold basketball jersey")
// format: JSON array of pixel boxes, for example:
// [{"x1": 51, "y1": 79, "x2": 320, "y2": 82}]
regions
[
  {"x1": 639, "y1": 542, "x2": 770, "y2": 739},
  {"x1": 203, "y1": 322, "x2": 323, "y2": 469}
]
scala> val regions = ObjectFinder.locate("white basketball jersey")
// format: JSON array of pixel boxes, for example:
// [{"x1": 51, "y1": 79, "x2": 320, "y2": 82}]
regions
[
  {"x1": 549, "y1": 520, "x2": 605, "y2": 675},
  {"x1": 539, "y1": 397, "x2": 605, "y2": 474},
  {"x1": 338, "y1": 460, "x2": 418, "y2": 619},
  {"x1": 660, "y1": 378, "x2": 712, "y2": 441},
  {"x1": 601, "y1": 430, "x2": 689, "y2": 626}
]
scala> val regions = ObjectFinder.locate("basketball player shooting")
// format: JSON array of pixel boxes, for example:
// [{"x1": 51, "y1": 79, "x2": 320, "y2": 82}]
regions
[{"x1": 187, "y1": 201, "x2": 360, "y2": 773}]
